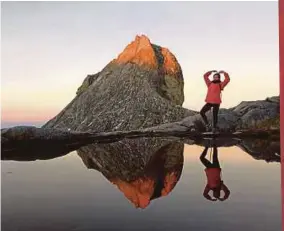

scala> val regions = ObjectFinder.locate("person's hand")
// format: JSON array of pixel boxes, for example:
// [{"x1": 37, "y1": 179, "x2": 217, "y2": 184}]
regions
[
  {"x1": 204, "y1": 70, "x2": 218, "y2": 76},
  {"x1": 219, "y1": 70, "x2": 228, "y2": 74},
  {"x1": 204, "y1": 195, "x2": 217, "y2": 201},
  {"x1": 205, "y1": 197, "x2": 217, "y2": 201}
]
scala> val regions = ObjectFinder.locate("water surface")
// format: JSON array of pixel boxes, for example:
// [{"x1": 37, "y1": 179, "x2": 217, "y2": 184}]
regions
[{"x1": 1, "y1": 139, "x2": 281, "y2": 231}]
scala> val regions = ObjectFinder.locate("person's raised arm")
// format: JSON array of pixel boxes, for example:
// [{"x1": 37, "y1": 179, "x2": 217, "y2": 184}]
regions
[
  {"x1": 219, "y1": 183, "x2": 230, "y2": 201},
  {"x1": 203, "y1": 185, "x2": 217, "y2": 201},
  {"x1": 204, "y1": 70, "x2": 217, "y2": 87},
  {"x1": 219, "y1": 71, "x2": 230, "y2": 89}
]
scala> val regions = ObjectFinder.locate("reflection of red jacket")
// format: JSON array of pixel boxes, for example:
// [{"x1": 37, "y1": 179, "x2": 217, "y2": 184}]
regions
[
  {"x1": 205, "y1": 168, "x2": 222, "y2": 188},
  {"x1": 204, "y1": 73, "x2": 230, "y2": 104}
]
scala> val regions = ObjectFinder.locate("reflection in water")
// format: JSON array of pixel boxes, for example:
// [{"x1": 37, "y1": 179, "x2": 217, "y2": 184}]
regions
[
  {"x1": 1, "y1": 136, "x2": 281, "y2": 231},
  {"x1": 77, "y1": 138, "x2": 184, "y2": 209},
  {"x1": 200, "y1": 140, "x2": 230, "y2": 202},
  {"x1": 1, "y1": 136, "x2": 280, "y2": 208},
  {"x1": 1, "y1": 136, "x2": 280, "y2": 209},
  {"x1": 237, "y1": 139, "x2": 280, "y2": 162}
]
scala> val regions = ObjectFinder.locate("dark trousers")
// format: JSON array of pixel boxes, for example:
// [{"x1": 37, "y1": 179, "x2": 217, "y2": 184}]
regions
[
  {"x1": 200, "y1": 146, "x2": 220, "y2": 168},
  {"x1": 200, "y1": 103, "x2": 220, "y2": 128}
]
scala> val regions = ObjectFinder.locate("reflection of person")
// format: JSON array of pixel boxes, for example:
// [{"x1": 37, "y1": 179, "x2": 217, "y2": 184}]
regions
[
  {"x1": 200, "y1": 143, "x2": 230, "y2": 201},
  {"x1": 200, "y1": 70, "x2": 230, "y2": 132}
]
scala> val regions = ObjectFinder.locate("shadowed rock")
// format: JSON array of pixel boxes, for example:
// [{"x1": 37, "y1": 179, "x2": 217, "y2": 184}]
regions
[
  {"x1": 1, "y1": 126, "x2": 96, "y2": 161},
  {"x1": 232, "y1": 98, "x2": 280, "y2": 130},
  {"x1": 2, "y1": 124, "x2": 278, "y2": 156},
  {"x1": 2, "y1": 128, "x2": 279, "y2": 164}
]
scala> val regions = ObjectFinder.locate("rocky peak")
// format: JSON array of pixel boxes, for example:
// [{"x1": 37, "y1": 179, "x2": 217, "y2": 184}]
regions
[
  {"x1": 114, "y1": 35, "x2": 158, "y2": 69},
  {"x1": 43, "y1": 35, "x2": 191, "y2": 132},
  {"x1": 112, "y1": 35, "x2": 184, "y2": 105},
  {"x1": 114, "y1": 35, "x2": 182, "y2": 77}
]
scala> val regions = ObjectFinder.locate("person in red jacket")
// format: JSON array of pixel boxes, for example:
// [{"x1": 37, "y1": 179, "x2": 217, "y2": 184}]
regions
[
  {"x1": 200, "y1": 143, "x2": 230, "y2": 202},
  {"x1": 200, "y1": 70, "x2": 230, "y2": 132}
]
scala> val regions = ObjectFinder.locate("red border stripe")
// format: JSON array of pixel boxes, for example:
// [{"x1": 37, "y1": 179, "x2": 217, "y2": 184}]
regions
[{"x1": 279, "y1": 0, "x2": 284, "y2": 229}]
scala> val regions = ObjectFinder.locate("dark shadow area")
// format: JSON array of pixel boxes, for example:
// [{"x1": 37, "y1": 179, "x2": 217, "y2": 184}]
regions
[{"x1": 2, "y1": 136, "x2": 280, "y2": 164}]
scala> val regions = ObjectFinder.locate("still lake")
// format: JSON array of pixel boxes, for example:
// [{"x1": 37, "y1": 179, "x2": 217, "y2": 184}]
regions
[{"x1": 1, "y1": 132, "x2": 281, "y2": 231}]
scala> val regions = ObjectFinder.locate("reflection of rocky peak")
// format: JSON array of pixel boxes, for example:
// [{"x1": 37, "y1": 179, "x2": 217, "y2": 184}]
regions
[
  {"x1": 77, "y1": 138, "x2": 184, "y2": 208},
  {"x1": 237, "y1": 139, "x2": 280, "y2": 163},
  {"x1": 43, "y1": 35, "x2": 193, "y2": 132},
  {"x1": 110, "y1": 171, "x2": 180, "y2": 209},
  {"x1": 110, "y1": 178, "x2": 155, "y2": 209}
]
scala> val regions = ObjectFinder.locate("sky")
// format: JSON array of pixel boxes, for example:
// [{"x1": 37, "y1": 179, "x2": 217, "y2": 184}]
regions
[{"x1": 1, "y1": 1, "x2": 279, "y2": 124}]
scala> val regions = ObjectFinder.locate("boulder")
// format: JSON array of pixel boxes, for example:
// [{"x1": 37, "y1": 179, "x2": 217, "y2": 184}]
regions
[{"x1": 232, "y1": 99, "x2": 279, "y2": 129}]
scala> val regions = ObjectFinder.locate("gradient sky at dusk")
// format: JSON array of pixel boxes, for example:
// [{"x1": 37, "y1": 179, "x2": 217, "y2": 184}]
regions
[{"x1": 1, "y1": 1, "x2": 279, "y2": 124}]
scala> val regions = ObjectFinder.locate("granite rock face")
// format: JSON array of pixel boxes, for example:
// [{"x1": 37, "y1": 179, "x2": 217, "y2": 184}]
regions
[
  {"x1": 232, "y1": 98, "x2": 280, "y2": 129},
  {"x1": 43, "y1": 35, "x2": 194, "y2": 132}
]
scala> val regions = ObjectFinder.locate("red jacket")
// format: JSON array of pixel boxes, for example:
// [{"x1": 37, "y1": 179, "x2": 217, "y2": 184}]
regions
[
  {"x1": 204, "y1": 73, "x2": 230, "y2": 104},
  {"x1": 205, "y1": 168, "x2": 222, "y2": 188},
  {"x1": 203, "y1": 168, "x2": 230, "y2": 201}
]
